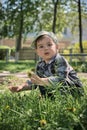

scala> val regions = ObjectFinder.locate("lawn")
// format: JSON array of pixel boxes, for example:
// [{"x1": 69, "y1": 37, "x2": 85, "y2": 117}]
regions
[
  {"x1": 0, "y1": 76, "x2": 87, "y2": 130},
  {"x1": 0, "y1": 60, "x2": 36, "y2": 74},
  {"x1": 0, "y1": 60, "x2": 87, "y2": 73},
  {"x1": 0, "y1": 60, "x2": 87, "y2": 130}
]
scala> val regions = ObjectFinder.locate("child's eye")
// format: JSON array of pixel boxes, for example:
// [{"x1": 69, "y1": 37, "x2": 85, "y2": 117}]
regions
[
  {"x1": 38, "y1": 45, "x2": 44, "y2": 49},
  {"x1": 47, "y1": 43, "x2": 52, "y2": 47}
]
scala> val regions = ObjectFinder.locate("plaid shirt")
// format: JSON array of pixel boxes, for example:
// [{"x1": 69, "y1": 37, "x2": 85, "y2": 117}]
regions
[{"x1": 27, "y1": 54, "x2": 83, "y2": 96}]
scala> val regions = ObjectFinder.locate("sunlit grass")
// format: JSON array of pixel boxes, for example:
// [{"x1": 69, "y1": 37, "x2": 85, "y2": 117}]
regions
[
  {"x1": 0, "y1": 75, "x2": 87, "y2": 130},
  {"x1": 0, "y1": 60, "x2": 36, "y2": 73},
  {"x1": 0, "y1": 60, "x2": 87, "y2": 129}
]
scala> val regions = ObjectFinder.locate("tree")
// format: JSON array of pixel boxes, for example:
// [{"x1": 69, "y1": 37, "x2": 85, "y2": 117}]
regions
[
  {"x1": 63, "y1": 0, "x2": 87, "y2": 53},
  {"x1": 2, "y1": 0, "x2": 44, "y2": 51},
  {"x1": 0, "y1": 2, "x2": 7, "y2": 39},
  {"x1": 52, "y1": 0, "x2": 59, "y2": 33},
  {"x1": 1, "y1": 0, "x2": 87, "y2": 55},
  {"x1": 78, "y1": 0, "x2": 83, "y2": 53}
]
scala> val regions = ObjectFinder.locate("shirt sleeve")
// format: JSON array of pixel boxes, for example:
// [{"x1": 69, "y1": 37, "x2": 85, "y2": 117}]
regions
[{"x1": 48, "y1": 56, "x2": 82, "y2": 87}]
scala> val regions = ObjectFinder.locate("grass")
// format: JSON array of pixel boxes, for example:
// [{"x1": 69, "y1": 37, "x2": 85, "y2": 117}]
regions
[
  {"x1": 0, "y1": 60, "x2": 87, "y2": 129},
  {"x1": 0, "y1": 75, "x2": 87, "y2": 130},
  {"x1": 0, "y1": 76, "x2": 87, "y2": 130},
  {"x1": 0, "y1": 60, "x2": 87, "y2": 73},
  {"x1": 0, "y1": 60, "x2": 36, "y2": 73}
]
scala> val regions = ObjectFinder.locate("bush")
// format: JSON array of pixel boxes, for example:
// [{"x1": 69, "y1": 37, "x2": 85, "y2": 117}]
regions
[
  {"x1": 71, "y1": 61, "x2": 87, "y2": 72},
  {"x1": 0, "y1": 46, "x2": 10, "y2": 60},
  {"x1": 10, "y1": 47, "x2": 15, "y2": 57}
]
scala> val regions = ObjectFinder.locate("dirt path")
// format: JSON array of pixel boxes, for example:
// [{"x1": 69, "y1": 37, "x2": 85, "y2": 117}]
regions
[
  {"x1": 77, "y1": 72, "x2": 87, "y2": 79},
  {"x1": 0, "y1": 71, "x2": 87, "y2": 79},
  {"x1": 0, "y1": 71, "x2": 28, "y2": 78},
  {"x1": 0, "y1": 71, "x2": 86, "y2": 92}
]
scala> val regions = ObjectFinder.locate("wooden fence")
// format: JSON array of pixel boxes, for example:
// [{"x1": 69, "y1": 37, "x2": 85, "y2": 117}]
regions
[
  {"x1": 3, "y1": 48, "x2": 87, "y2": 63},
  {"x1": 19, "y1": 48, "x2": 38, "y2": 60},
  {"x1": 19, "y1": 48, "x2": 87, "y2": 63},
  {"x1": 61, "y1": 53, "x2": 87, "y2": 63}
]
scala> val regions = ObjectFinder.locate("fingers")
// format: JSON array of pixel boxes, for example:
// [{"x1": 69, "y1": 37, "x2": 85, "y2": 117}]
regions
[
  {"x1": 31, "y1": 76, "x2": 41, "y2": 85},
  {"x1": 28, "y1": 73, "x2": 45, "y2": 85},
  {"x1": 30, "y1": 73, "x2": 39, "y2": 81},
  {"x1": 8, "y1": 86, "x2": 19, "y2": 92},
  {"x1": 30, "y1": 74, "x2": 45, "y2": 86},
  {"x1": 31, "y1": 73, "x2": 40, "y2": 80}
]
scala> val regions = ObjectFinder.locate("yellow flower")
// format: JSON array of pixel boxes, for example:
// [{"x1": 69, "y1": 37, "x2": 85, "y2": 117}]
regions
[
  {"x1": 66, "y1": 107, "x2": 76, "y2": 112},
  {"x1": 5, "y1": 105, "x2": 10, "y2": 110},
  {"x1": 72, "y1": 108, "x2": 76, "y2": 112},
  {"x1": 40, "y1": 119, "x2": 47, "y2": 126},
  {"x1": 27, "y1": 69, "x2": 35, "y2": 78},
  {"x1": 31, "y1": 68, "x2": 35, "y2": 72},
  {"x1": 27, "y1": 71, "x2": 32, "y2": 78}
]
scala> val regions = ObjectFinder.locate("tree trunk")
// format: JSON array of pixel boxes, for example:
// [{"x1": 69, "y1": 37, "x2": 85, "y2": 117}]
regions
[
  {"x1": 52, "y1": 0, "x2": 58, "y2": 33},
  {"x1": 78, "y1": 0, "x2": 83, "y2": 53},
  {"x1": 16, "y1": 2, "x2": 23, "y2": 52},
  {"x1": 15, "y1": 2, "x2": 24, "y2": 62}
]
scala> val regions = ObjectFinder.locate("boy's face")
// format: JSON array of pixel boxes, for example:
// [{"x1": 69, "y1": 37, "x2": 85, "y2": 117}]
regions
[{"x1": 35, "y1": 35, "x2": 58, "y2": 63}]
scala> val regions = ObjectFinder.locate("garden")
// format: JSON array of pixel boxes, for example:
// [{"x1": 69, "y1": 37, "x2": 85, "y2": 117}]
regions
[{"x1": 0, "y1": 60, "x2": 87, "y2": 130}]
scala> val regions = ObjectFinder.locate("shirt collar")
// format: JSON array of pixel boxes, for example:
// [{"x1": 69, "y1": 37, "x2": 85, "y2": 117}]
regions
[{"x1": 42, "y1": 54, "x2": 57, "y2": 66}]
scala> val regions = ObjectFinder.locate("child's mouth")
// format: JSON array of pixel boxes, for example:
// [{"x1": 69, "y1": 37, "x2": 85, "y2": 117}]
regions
[{"x1": 44, "y1": 52, "x2": 49, "y2": 55}]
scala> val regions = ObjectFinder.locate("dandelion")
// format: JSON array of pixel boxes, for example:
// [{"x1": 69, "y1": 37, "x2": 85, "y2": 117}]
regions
[
  {"x1": 27, "y1": 71, "x2": 32, "y2": 78},
  {"x1": 40, "y1": 119, "x2": 47, "y2": 126},
  {"x1": 5, "y1": 105, "x2": 10, "y2": 110},
  {"x1": 27, "y1": 69, "x2": 35, "y2": 78},
  {"x1": 73, "y1": 108, "x2": 76, "y2": 112},
  {"x1": 66, "y1": 107, "x2": 76, "y2": 112},
  {"x1": 31, "y1": 68, "x2": 35, "y2": 72},
  {"x1": 27, "y1": 71, "x2": 34, "y2": 78}
]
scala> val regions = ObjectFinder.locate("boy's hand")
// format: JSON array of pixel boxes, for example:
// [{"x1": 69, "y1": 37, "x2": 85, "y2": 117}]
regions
[
  {"x1": 30, "y1": 73, "x2": 49, "y2": 86},
  {"x1": 9, "y1": 86, "x2": 23, "y2": 92},
  {"x1": 9, "y1": 83, "x2": 30, "y2": 93}
]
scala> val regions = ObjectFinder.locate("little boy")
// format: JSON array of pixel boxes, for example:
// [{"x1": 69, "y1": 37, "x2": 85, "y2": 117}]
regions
[{"x1": 9, "y1": 31, "x2": 83, "y2": 97}]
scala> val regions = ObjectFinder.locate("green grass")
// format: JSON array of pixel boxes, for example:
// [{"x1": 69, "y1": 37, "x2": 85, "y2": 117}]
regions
[
  {"x1": 0, "y1": 59, "x2": 86, "y2": 129},
  {"x1": 0, "y1": 61, "x2": 87, "y2": 130},
  {"x1": 0, "y1": 77, "x2": 87, "y2": 130},
  {"x1": 0, "y1": 60, "x2": 36, "y2": 73},
  {"x1": 0, "y1": 60, "x2": 87, "y2": 73},
  {"x1": 70, "y1": 61, "x2": 87, "y2": 72}
]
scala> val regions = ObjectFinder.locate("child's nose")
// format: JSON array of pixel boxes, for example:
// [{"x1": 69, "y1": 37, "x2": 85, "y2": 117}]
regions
[{"x1": 44, "y1": 45, "x2": 48, "y2": 49}]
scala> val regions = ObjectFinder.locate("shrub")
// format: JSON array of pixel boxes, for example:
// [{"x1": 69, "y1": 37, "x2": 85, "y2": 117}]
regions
[
  {"x1": 10, "y1": 47, "x2": 15, "y2": 57},
  {"x1": 0, "y1": 46, "x2": 10, "y2": 60}
]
